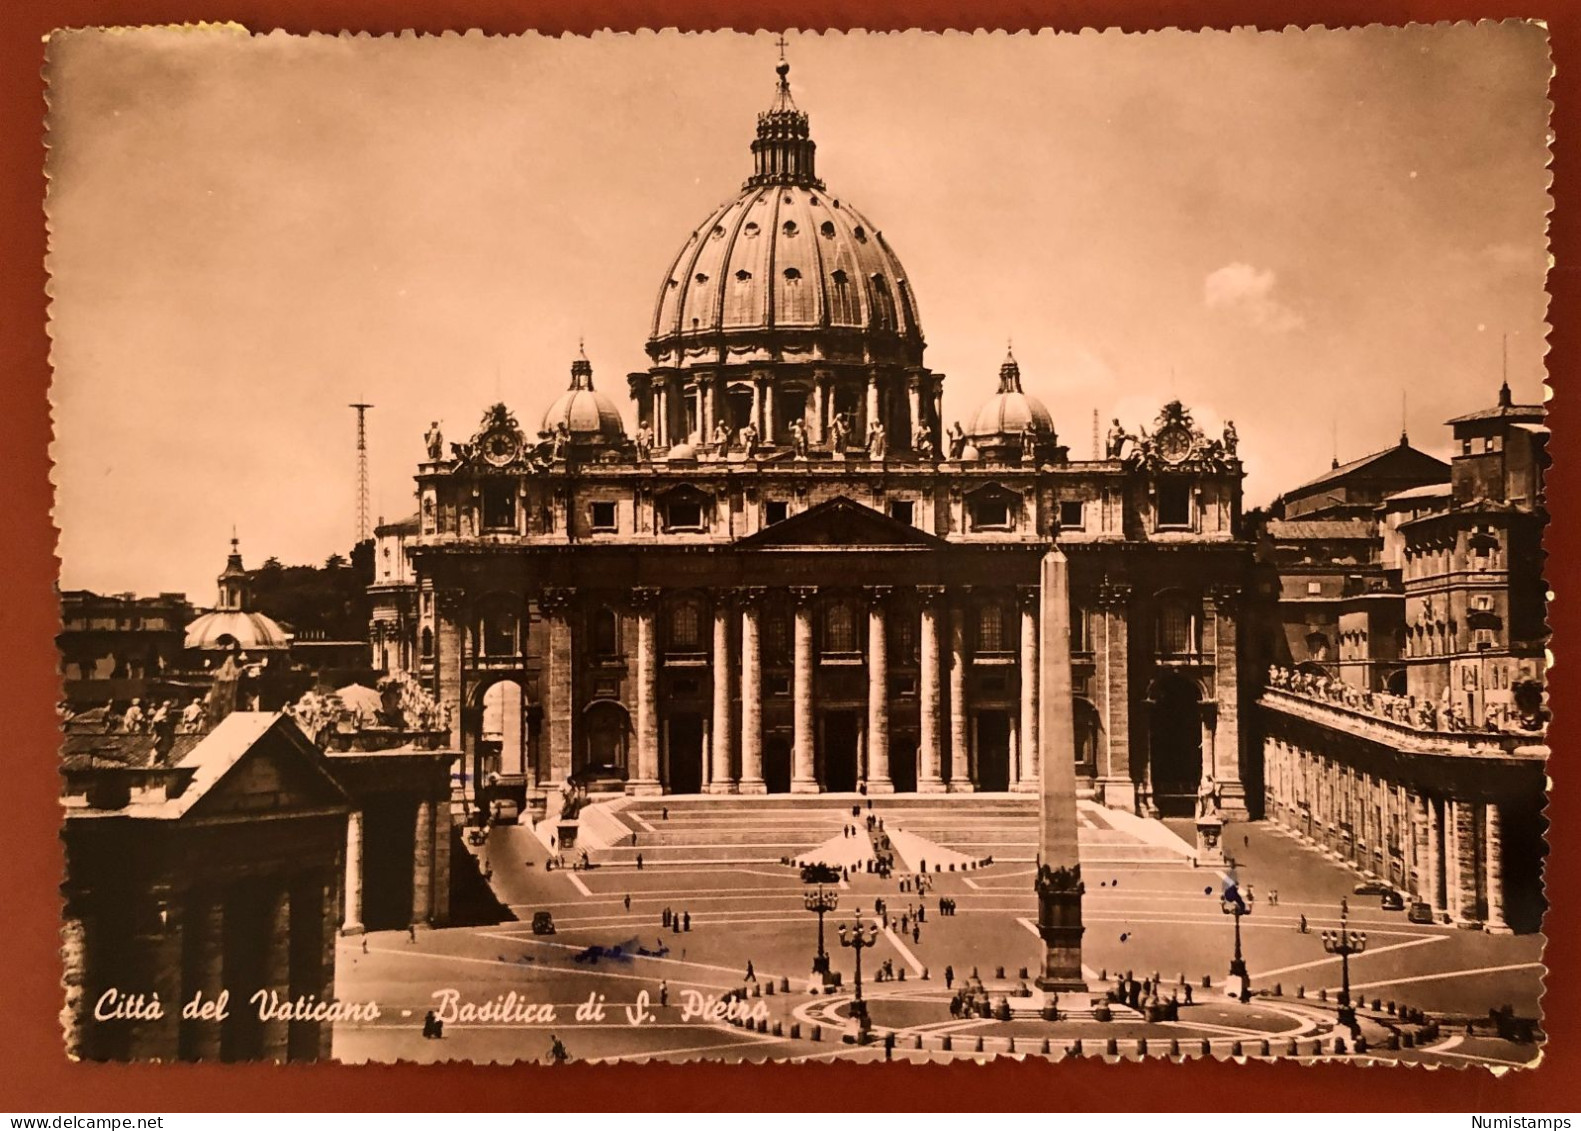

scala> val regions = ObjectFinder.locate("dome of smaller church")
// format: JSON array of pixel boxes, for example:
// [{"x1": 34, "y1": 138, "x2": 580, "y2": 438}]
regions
[
  {"x1": 969, "y1": 350, "x2": 1055, "y2": 442},
  {"x1": 184, "y1": 610, "x2": 291, "y2": 652},
  {"x1": 542, "y1": 349, "x2": 625, "y2": 442}
]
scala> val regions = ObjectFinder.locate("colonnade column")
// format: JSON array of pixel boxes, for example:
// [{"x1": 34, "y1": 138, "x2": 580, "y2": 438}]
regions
[
  {"x1": 1425, "y1": 796, "x2": 1445, "y2": 920},
  {"x1": 917, "y1": 586, "x2": 946, "y2": 792},
  {"x1": 631, "y1": 588, "x2": 662, "y2": 795},
  {"x1": 127, "y1": 887, "x2": 183, "y2": 1062},
  {"x1": 1450, "y1": 799, "x2": 1480, "y2": 927},
  {"x1": 708, "y1": 597, "x2": 735, "y2": 793},
  {"x1": 342, "y1": 811, "x2": 364, "y2": 934},
  {"x1": 181, "y1": 895, "x2": 225, "y2": 1061},
  {"x1": 866, "y1": 587, "x2": 893, "y2": 793},
  {"x1": 738, "y1": 589, "x2": 766, "y2": 793},
  {"x1": 1485, "y1": 803, "x2": 1510, "y2": 933},
  {"x1": 948, "y1": 599, "x2": 972, "y2": 791},
  {"x1": 791, "y1": 587, "x2": 818, "y2": 793},
  {"x1": 260, "y1": 886, "x2": 291, "y2": 1062},
  {"x1": 412, "y1": 799, "x2": 434, "y2": 926},
  {"x1": 1015, "y1": 586, "x2": 1040, "y2": 793}
]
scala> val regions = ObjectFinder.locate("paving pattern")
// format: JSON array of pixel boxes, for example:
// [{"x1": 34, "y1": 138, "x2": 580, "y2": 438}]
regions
[{"x1": 331, "y1": 796, "x2": 1544, "y2": 1067}]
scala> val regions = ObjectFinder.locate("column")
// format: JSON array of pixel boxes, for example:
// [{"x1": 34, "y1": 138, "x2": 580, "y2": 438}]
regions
[
  {"x1": 541, "y1": 587, "x2": 575, "y2": 786},
  {"x1": 866, "y1": 587, "x2": 893, "y2": 793},
  {"x1": 631, "y1": 588, "x2": 661, "y2": 795},
  {"x1": 260, "y1": 886, "x2": 291, "y2": 1063},
  {"x1": 1426, "y1": 795, "x2": 1445, "y2": 919},
  {"x1": 917, "y1": 587, "x2": 946, "y2": 792},
  {"x1": 907, "y1": 377, "x2": 922, "y2": 443},
  {"x1": 60, "y1": 906, "x2": 91, "y2": 1061},
  {"x1": 948, "y1": 599, "x2": 972, "y2": 791},
  {"x1": 866, "y1": 374, "x2": 881, "y2": 438},
  {"x1": 812, "y1": 375, "x2": 828, "y2": 443},
  {"x1": 750, "y1": 379, "x2": 763, "y2": 435},
  {"x1": 1015, "y1": 586, "x2": 1040, "y2": 793},
  {"x1": 434, "y1": 590, "x2": 464, "y2": 737},
  {"x1": 1450, "y1": 799, "x2": 1480, "y2": 928},
  {"x1": 764, "y1": 382, "x2": 777, "y2": 443},
  {"x1": 1485, "y1": 803, "x2": 1510, "y2": 933},
  {"x1": 709, "y1": 596, "x2": 735, "y2": 793},
  {"x1": 180, "y1": 895, "x2": 224, "y2": 1062},
  {"x1": 1095, "y1": 582, "x2": 1134, "y2": 810},
  {"x1": 738, "y1": 590, "x2": 766, "y2": 793},
  {"x1": 431, "y1": 787, "x2": 452, "y2": 927},
  {"x1": 932, "y1": 384, "x2": 945, "y2": 451},
  {"x1": 1209, "y1": 586, "x2": 1246, "y2": 818},
  {"x1": 342, "y1": 811, "x2": 364, "y2": 934},
  {"x1": 412, "y1": 798, "x2": 434, "y2": 926},
  {"x1": 791, "y1": 588, "x2": 818, "y2": 793}
]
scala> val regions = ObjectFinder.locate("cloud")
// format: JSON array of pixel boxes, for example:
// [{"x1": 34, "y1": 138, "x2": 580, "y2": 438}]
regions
[{"x1": 1203, "y1": 262, "x2": 1306, "y2": 332}]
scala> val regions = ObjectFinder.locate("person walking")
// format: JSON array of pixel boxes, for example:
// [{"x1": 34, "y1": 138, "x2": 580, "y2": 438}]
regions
[
  {"x1": 912, "y1": 924, "x2": 921, "y2": 945},
  {"x1": 636, "y1": 852, "x2": 644, "y2": 870},
  {"x1": 624, "y1": 893, "x2": 632, "y2": 912},
  {"x1": 683, "y1": 911, "x2": 691, "y2": 932},
  {"x1": 745, "y1": 960, "x2": 757, "y2": 982},
  {"x1": 659, "y1": 980, "x2": 669, "y2": 1008}
]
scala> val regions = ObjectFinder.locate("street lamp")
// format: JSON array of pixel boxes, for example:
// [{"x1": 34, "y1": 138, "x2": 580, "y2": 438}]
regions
[
  {"x1": 804, "y1": 887, "x2": 840, "y2": 976},
  {"x1": 837, "y1": 914, "x2": 880, "y2": 1038},
  {"x1": 1220, "y1": 884, "x2": 1251, "y2": 1002},
  {"x1": 1321, "y1": 897, "x2": 1368, "y2": 1033}
]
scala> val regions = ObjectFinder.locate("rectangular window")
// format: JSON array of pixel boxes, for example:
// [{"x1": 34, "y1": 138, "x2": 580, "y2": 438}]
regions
[
  {"x1": 590, "y1": 501, "x2": 617, "y2": 532},
  {"x1": 1059, "y1": 500, "x2": 1085, "y2": 530},
  {"x1": 1157, "y1": 481, "x2": 1192, "y2": 528},
  {"x1": 970, "y1": 497, "x2": 1012, "y2": 530},
  {"x1": 1071, "y1": 606, "x2": 1091, "y2": 653},
  {"x1": 665, "y1": 499, "x2": 704, "y2": 530},
  {"x1": 888, "y1": 499, "x2": 914, "y2": 524},
  {"x1": 481, "y1": 482, "x2": 517, "y2": 531},
  {"x1": 1306, "y1": 580, "x2": 1323, "y2": 596},
  {"x1": 764, "y1": 500, "x2": 788, "y2": 525},
  {"x1": 976, "y1": 603, "x2": 1006, "y2": 654}
]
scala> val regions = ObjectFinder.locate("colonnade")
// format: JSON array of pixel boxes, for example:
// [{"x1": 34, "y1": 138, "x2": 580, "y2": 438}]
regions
[
  {"x1": 540, "y1": 584, "x2": 1041, "y2": 795},
  {"x1": 1263, "y1": 735, "x2": 1509, "y2": 933}
]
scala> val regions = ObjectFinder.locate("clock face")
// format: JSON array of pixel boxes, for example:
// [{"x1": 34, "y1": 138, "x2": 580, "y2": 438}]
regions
[
  {"x1": 483, "y1": 430, "x2": 520, "y2": 466},
  {"x1": 1157, "y1": 424, "x2": 1193, "y2": 464}
]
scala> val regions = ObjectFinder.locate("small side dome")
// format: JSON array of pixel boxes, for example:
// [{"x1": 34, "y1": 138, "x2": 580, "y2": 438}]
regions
[
  {"x1": 667, "y1": 441, "x2": 698, "y2": 462},
  {"x1": 541, "y1": 347, "x2": 626, "y2": 443},
  {"x1": 958, "y1": 442, "x2": 982, "y2": 462},
  {"x1": 968, "y1": 349, "x2": 1055, "y2": 460}
]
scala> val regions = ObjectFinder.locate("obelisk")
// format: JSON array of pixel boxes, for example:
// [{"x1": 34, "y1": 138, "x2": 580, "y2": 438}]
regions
[{"x1": 1035, "y1": 547, "x2": 1086, "y2": 989}]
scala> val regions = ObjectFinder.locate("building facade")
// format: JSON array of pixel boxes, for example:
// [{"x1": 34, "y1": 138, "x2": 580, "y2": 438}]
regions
[
  {"x1": 1259, "y1": 383, "x2": 1549, "y2": 931},
  {"x1": 374, "y1": 62, "x2": 1257, "y2": 819}
]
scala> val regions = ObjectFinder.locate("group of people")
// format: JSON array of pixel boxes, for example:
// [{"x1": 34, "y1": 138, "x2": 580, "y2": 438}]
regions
[
  {"x1": 92, "y1": 695, "x2": 209, "y2": 736},
  {"x1": 660, "y1": 906, "x2": 693, "y2": 934}
]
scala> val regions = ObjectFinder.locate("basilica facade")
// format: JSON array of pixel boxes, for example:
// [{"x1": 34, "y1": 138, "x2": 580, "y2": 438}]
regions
[{"x1": 372, "y1": 61, "x2": 1255, "y2": 819}]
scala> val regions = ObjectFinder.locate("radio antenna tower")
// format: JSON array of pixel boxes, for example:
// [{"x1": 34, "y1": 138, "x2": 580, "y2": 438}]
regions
[
  {"x1": 350, "y1": 402, "x2": 374, "y2": 544},
  {"x1": 1092, "y1": 409, "x2": 1099, "y2": 460}
]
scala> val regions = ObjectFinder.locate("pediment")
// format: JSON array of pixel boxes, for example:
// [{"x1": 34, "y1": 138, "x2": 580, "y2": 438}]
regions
[
  {"x1": 737, "y1": 496, "x2": 949, "y2": 550},
  {"x1": 190, "y1": 721, "x2": 350, "y2": 818}
]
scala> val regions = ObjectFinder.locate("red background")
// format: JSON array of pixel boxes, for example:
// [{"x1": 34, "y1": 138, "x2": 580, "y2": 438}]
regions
[{"x1": 3, "y1": 0, "x2": 1576, "y2": 1112}]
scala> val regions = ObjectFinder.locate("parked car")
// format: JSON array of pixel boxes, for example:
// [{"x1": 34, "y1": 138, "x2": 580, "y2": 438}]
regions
[
  {"x1": 532, "y1": 911, "x2": 556, "y2": 935},
  {"x1": 1407, "y1": 901, "x2": 1436, "y2": 924},
  {"x1": 1380, "y1": 890, "x2": 1406, "y2": 911},
  {"x1": 1353, "y1": 879, "x2": 1391, "y2": 896}
]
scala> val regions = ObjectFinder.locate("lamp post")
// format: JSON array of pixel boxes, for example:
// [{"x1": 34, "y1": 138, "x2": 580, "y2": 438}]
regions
[
  {"x1": 837, "y1": 914, "x2": 880, "y2": 1038},
  {"x1": 804, "y1": 887, "x2": 839, "y2": 976},
  {"x1": 1321, "y1": 897, "x2": 1368, "y2": 1033},
  {"x1": 1220, "y1": 883, "x2": 1251, "y2": 1002}
]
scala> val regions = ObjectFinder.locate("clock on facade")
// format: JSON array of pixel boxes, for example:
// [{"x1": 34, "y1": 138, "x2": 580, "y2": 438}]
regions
[
  {"x1": 482, "y1": 430, "x2": 520, "y2": 467},
  {"x1": 1156, "y1": 424, "x2": 1194, "y2": 465}
]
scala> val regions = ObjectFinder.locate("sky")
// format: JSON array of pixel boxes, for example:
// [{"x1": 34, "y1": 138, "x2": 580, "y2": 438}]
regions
[{"x1": 46, "y1": 24, "x2": 1552, "y2": 602}]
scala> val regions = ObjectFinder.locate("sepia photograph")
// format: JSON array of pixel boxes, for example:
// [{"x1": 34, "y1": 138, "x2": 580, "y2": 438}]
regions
[{"x1": 44, "y1": 23, "x2": 1552, "y2": 1070}]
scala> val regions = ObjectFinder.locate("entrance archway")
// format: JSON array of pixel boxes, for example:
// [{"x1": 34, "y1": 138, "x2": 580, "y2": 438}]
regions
[
  {"x1": 1149, "y1": 675, "x2": 1202, "y2": 816},
  {"x1": 823, "y1": 711, "x2": 859, "y2": 792},
  {"x1": 581, "y1": 700, "x2": 630, "y2": 781},
  {"x1": 976, "y1": 711, "x2": 1011, "y2": 792},
  {"x1": 479, "y1": 681, "x2": 526, "y2": 778},
  {"x1": 667, "y1": 713, "x2": 704, "y2": 794}
]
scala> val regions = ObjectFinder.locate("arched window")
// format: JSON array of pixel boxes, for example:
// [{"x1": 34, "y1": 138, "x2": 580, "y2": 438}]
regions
[
  {"x1": 829, "y1": 269, "x2": 858, "y2": 324},
  {"x1": 668, "y1": 599, "x2": 703, "y2": 653},
  {"x1": 421, "y1": 627, "x2": 434, "y2": 658},
  {"x1": 780, "y1": 267, "x2": 808, "y2": 321},
  {"x1": 1305, "y1": 632, "x2": 1330, "y2": 662},
  {"x1": 823, "y1": 600, "x2": 858, "y2": 654},
  {"x1": 1156, "y1": 593, "x2": 1200, "y2": 657},
  {"x1": 870, "y1": 274, "x2": 895, "y2": 329}
]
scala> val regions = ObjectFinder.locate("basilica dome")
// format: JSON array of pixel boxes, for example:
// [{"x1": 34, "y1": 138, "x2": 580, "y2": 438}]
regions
[
  {"x1": 647, "y1": 62, "x2": 924, "y2": 370},
  {"x1": 542, "y1": 350, "x2": 625, "y2": 443}
]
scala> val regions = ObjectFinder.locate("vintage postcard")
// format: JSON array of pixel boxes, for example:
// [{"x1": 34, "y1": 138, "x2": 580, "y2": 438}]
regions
[{"x1": 46, "y1": 24, "x2": 1552, "y2": 1068}]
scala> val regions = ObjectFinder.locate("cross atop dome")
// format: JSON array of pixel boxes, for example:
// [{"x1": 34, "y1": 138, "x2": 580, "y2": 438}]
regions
[{"x1": 999, "y1": 346, "x2": 1025, "y2": 393}]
